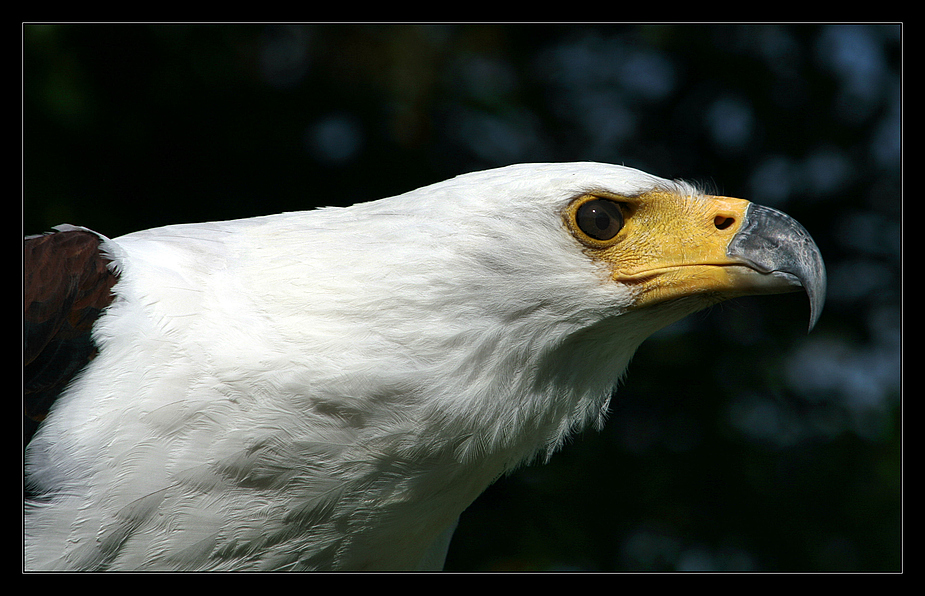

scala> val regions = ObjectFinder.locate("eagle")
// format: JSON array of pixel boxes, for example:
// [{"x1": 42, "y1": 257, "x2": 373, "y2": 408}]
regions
[{"x1": 23, "y1": 162, "x2": 825, "y2": 571}]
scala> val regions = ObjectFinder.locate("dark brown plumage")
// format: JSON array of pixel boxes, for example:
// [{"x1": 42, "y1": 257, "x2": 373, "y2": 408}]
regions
[{"x1": 23, "y1": 228, "x2": 117, "y2": 446}]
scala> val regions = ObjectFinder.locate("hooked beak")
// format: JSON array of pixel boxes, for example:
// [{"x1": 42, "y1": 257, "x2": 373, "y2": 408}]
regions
[{"x1": 725, "y1": 203, "x2": 827, "y2": 331}]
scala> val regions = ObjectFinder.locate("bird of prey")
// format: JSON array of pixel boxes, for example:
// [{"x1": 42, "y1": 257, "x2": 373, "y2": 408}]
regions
[{"x1": 23, "y1": 162, "x2": 825, "y2": 571}]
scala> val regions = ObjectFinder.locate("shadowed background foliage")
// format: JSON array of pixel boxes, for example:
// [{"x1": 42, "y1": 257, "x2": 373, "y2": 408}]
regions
[{"x1": 23, "y1": 23, "x2": 901, "y2": 572}]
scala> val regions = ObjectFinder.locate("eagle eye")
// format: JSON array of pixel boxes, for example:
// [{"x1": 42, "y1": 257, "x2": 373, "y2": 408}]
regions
[{"x1": 575, "y1": 199, "x2": 624, "y2": 241}]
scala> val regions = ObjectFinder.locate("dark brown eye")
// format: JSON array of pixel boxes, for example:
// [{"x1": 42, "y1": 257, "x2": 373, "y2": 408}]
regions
[{"x1": 575, "y1": 199, "x2": 624, "y2": 241}]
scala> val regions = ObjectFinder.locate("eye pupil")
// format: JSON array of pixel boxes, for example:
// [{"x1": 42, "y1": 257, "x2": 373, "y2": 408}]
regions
[{"x1": 576, "y1": 199, "x2": 624, "y2": 241}]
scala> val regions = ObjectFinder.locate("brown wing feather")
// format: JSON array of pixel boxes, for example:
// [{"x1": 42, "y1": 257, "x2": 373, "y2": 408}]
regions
[{"x1": 23, "y1": 228, "x2": 118, "y2": 446}]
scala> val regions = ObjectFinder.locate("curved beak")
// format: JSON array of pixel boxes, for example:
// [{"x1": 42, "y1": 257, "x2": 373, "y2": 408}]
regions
[
  {"x1": 584, "y1": 189, "x2": 827, "y2": 333},
  {"x1": 726, "y1": 203, "x2": 827, "y2": 331}
]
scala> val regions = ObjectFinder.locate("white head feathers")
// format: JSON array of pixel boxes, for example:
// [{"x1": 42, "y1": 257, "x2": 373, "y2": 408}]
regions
[{"x1": 25, "y1": 163, "x2": 722, "y2": 571}]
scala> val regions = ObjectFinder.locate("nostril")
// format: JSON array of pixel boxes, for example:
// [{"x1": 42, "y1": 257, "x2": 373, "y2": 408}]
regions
[{"x1": 714, "y1": 215, "x2": 735, "y2": 230}]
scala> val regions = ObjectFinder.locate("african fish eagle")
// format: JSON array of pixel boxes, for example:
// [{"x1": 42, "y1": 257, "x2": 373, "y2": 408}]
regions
[{"x1": 23, "y1": 162, "x2": 826, "y2": 571}]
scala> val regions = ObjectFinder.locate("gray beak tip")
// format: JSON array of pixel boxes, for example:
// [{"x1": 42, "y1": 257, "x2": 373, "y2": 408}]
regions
[{"x1": 728, "y1": 203, "x2": 827, "y2": 333}]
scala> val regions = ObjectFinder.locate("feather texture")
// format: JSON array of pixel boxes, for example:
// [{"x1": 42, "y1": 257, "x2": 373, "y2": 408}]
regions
[{"x1": 23, "y1": 163, "x2": 765, "y2": 570}]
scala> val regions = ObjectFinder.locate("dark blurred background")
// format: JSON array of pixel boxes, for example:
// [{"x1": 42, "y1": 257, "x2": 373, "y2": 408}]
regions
[{"x1": 23, "y1": 23, "x2": 901, "y2": 572}]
